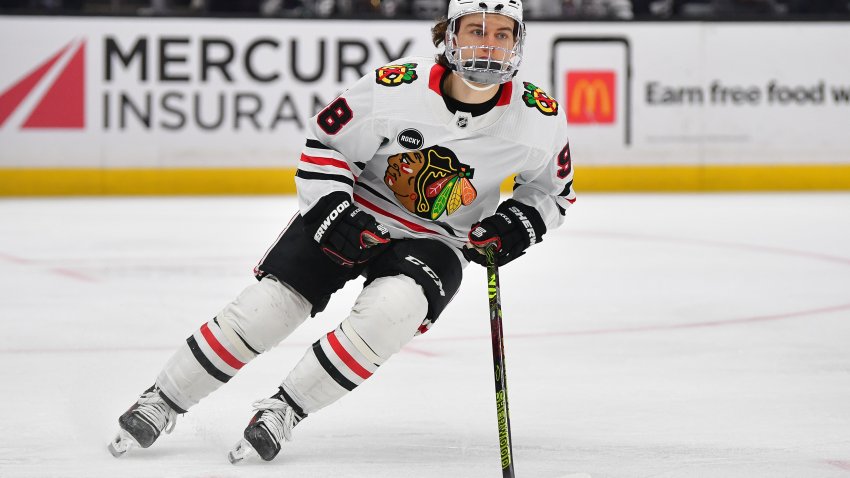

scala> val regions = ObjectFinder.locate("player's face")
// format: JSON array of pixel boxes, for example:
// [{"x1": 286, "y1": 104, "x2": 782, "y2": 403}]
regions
[
  {"x1": 455, "y1": 13, "x2": 517, "y2": 64},
  {"x1": 385, "y1": 151, "x2": 426, "y2": 211}
]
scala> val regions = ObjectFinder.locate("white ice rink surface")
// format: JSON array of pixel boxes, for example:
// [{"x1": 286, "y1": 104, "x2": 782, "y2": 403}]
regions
[{"x1": 1, "y1": 193, "x2": 849, "y2": 478}]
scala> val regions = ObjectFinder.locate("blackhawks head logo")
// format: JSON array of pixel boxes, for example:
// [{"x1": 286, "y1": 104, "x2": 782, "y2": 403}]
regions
[
  {"x1": 522, "y1": 82, "x2": 559, "y2": 116},
  {"x1": 384, "y1": 145, "x2": 477, "y2": 220},
  {"x1": 376, "y1": 63, "x2": 418, "y2": 87}
]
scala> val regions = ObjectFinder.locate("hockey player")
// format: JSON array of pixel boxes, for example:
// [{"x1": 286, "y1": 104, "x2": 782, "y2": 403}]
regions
[{"x1": 108, "y1": 0, "x2": 575, "y2": 463}]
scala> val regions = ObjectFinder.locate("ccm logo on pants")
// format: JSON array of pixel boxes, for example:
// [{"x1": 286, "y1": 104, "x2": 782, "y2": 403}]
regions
[{"x1": 404, "y1": 255, "x2": 445, "y2": 297}]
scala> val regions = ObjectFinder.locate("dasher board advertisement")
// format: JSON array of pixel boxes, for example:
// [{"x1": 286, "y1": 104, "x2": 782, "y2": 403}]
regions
[
  {"x1": 0, "y1": 17, "x2": 433, "y2": 169},
  {"x1": 537, "y1": 23, "x2": 850, "y2": 166},
  {"x1": 1, "y1": 17, "x2": 849, "y2": 194},
  {"x1": 551, "y1": 37, "x2": 631, "y2": 150}
]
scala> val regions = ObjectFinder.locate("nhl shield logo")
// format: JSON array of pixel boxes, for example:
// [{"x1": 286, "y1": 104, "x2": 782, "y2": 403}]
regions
[{"x1": 456, "y1": 116, "x2": 469, "y2": 128}]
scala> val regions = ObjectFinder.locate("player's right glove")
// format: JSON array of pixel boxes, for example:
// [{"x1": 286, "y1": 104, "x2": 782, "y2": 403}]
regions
[
  {"x1": 303, "y1": 191, "x2": 391, "y2": 267},
  {"x1": 465, "y1": 198, "x2": 547, "y2": 266}
]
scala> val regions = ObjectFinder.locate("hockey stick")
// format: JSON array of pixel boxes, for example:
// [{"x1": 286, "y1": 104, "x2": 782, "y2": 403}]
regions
[{"x1": 485, "y1": 245, "x2": 515, "y2": 478}]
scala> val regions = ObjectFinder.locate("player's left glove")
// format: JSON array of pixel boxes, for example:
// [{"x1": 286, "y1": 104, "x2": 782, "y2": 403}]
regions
[
  {"x1": 465, "y1": 198, "x2": 547, "y2": 266},
  {"x1": 303, "y1": 191, "x2": 391, "y2": 267}
]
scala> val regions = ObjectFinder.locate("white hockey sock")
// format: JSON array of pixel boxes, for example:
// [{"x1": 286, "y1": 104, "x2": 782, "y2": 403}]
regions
[
  {"x1": 281, "y1": 275, "x2": 428, "y2": 414},
  {"x1": 156, "y1": 277, "x2": 311, "y2": 412}
]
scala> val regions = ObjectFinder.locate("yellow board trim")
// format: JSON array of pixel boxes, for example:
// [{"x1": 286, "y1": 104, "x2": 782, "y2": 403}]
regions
[
  {"x1": 0, "y1": 168, "x2": 297, "y2": 196},
  {"x1": 568, "y1": 165, "x2": 850, "y2": 192},
  {"x1": 2, "y1": 165, "x2": 850, "y2": 196}
]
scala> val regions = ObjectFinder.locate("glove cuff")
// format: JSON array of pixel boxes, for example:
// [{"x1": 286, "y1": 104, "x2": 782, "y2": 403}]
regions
[{"x1": 302, "y1": 191, "x2": 353, "y2": 244}]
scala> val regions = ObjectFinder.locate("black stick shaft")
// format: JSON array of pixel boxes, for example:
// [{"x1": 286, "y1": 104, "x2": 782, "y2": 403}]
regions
[{"x1": 485, "y1": 246, "x2": 515, "y2": 478}]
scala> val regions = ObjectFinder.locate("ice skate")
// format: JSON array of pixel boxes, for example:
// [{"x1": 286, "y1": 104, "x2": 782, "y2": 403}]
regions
[
  {"x1": 108, "y1": 385, "x2": 178, "y2": 457},
  {"x1": 228, "y1": 388, "x2": 305, "y2": 463}
]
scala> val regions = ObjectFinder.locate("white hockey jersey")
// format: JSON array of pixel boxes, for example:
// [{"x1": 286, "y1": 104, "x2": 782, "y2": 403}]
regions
[{"x1": 295, "y1": 56, "x2": 576, "y2": 259}]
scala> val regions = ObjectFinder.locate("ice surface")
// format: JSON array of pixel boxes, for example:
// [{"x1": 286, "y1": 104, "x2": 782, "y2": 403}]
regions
[{"x1": 1, "y1": 194, "x2": 849, "y2": 478}]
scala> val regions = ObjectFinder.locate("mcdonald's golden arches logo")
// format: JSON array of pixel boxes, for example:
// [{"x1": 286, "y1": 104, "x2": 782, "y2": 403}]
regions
[{"x1": 566, "y1": 71, "x2": 616, "y2": 124}]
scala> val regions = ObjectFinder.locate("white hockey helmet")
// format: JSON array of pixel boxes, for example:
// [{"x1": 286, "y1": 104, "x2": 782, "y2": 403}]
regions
[{"x1": 444, "y1": 0, "x2": 525, "y2": 85}]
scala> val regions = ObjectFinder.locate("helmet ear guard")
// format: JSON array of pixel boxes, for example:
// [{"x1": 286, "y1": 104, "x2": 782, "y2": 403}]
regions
[{"x1": 444, "y1": 0, "x2": 526, "y2": 86}]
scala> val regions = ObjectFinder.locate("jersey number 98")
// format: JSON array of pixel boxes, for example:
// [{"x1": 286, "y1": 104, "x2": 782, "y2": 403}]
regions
[{"x1": 318, "y1": 98, "x2": 353, "y2": 135}]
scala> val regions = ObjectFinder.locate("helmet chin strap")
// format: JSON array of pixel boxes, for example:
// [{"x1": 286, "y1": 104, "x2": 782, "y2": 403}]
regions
[{"x1": 459, "y1": 75, "x2": 498, "y2": 92}]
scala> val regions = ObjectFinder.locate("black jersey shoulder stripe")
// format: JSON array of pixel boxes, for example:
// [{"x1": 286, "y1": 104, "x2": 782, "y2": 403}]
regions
[
  {"x1": 296, "y1": 169, "x2": 355, "y2": 187},
  {"x1": 353, "y1": 161, "x2": 367, "y2": 171},
  {"x1": 305, "y1": 139, "x2": 332, "y2": 150},
  {"x1": 186, "y1": 336, "x2": 232, "y2": 383},
  {"x1": 312, "y1": 340, "x2": 356, "y2": 391}
]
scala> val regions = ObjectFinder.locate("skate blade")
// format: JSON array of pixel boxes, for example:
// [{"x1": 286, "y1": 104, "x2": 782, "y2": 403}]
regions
[
  {"x1": 228, "y1": 438, "x2": 258, "y2": 464},
  {"x1": 107, "y1": 429, "x2": 139, "y2": 458}
]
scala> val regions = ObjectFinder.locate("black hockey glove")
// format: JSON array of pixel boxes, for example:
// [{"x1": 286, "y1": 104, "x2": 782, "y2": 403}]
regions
[
  {"x1": 303, "y1": 191, "x2": 391, "y2": 267},
  {"x1": 465, "y1": 199, "x2": 547, "y2": 267}
]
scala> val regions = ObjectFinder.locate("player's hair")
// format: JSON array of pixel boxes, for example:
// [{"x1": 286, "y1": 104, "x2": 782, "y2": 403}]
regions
[{"x1": 431, "y1": 17, "x2": 452, "y2": 70}]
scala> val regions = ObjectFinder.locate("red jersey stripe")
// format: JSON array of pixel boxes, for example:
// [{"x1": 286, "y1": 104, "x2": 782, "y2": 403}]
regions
[
  {"x1": 429, "y1": 63, "x2": 446, "y2": 96},
  {"x1": 200, "y1": 323, "x2": 245, "y2": 370},
  {"x1": 353, "y1": 194, "x2": 440, "y2": 235},
  {"x1": 496, "y1": 81, "x2": 513, "y2": 106},
  {"x1": 300, "y1": 153, "x2": 351, "y2": 172},
  {"x1": 327, "y1": 331, "x2": 372, "y2": 380}
]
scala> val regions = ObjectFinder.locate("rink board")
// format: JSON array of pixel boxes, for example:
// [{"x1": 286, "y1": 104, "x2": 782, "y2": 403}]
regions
[
  {"x1": 2, "y1": 165, "x2": 850, "y2": 195},
  {"x1": 0, "y1": 17, "x2": 848, "y2": 194}
]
